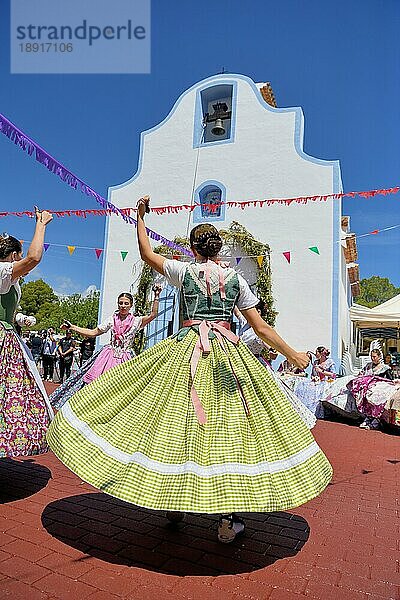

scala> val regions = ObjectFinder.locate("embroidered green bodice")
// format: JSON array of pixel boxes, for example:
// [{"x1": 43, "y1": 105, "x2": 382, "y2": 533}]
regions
[
  {"x1": 0, "y1": 285, "x2": 18, "y2": 326},
  {"x1": 180, "y1": 263, "x2": 240, "y2": 322}
]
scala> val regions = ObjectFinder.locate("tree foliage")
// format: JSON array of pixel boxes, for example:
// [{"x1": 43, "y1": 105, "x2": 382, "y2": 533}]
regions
[
  {"x1": 20, "y1": 280, "x2": 99, "y2": 332},
  {"x1": 355, "y1": 276, "x2": 400, "y2": 308},
  {"x1": 20, "y1": 279, "x2": 58, "y2": 316}
]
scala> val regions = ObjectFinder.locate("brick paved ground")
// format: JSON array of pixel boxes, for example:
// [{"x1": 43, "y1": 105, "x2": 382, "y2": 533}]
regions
[{"x1": 1, "y1": 385, "x2": 400, "y2": 599}]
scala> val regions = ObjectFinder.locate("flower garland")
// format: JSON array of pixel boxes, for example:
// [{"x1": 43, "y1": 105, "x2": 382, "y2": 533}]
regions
[{"x1": 219, "y1": 222, "x2": 276, "y2": 326}]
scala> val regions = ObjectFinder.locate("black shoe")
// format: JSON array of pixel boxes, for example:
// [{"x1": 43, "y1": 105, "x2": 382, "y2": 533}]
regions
[
  {"x1": 166, "y1": 511, "x2": 185, "y2": 523},
  {"x1": 218, "y1": 514, "x2": 245, "y2": 543}
]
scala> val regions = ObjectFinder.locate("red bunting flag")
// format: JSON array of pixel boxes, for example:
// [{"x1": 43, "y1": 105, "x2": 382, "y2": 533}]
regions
[
  {"x1": 370, "y1": 230, "x2": 379, "y2": 235},
  {"x1": 283, "y1": 252, "x2": 291, "y2": 264},
  {"x1": 95, "y1": 248, "x2": 103, "y2": 259}
]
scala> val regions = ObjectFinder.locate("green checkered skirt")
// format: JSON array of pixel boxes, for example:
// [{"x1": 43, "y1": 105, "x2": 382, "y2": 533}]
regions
[{"x1": 47, "y1": 330, "x2": 332, "y2": 513}]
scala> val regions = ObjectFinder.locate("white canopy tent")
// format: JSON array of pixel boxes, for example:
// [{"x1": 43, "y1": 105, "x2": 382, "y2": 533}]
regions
[
  {"x1": 350, "y1": 295, "x2": 400, "y2": 329},
  {"x1": 350, "y1": 296, "x2": 400, "y2": 358}
]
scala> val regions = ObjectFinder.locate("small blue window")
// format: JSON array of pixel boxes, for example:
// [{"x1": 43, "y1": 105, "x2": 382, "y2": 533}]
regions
[
  {"x1": 193, "y1": 181, "x2": 226, "y2": 223},
  {"x1": 200, "y1": 186, "x2": 222, "y2": 218}
]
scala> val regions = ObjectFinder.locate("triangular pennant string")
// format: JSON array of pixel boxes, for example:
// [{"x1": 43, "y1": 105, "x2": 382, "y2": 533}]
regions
[
  {"x1": 67, "y1": 245, "x2": 76, "y2": 255},
  {"x1": 95, "y1": 248, "x2": 103, "y2": 259},
  {"x1": 283, "y1": 251, "x2": 291, "y2": 264},
  {"x1": 309, "y1": 246, "x2": 320, "y2": 255},
  {"x1": 121, "y1": 251, "x2": 128, "y2": 261}
]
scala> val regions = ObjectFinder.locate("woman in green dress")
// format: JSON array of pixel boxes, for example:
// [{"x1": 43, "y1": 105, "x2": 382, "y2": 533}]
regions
[{"x1": 47, "y1": 198, "x2": 332, "y2": 543}]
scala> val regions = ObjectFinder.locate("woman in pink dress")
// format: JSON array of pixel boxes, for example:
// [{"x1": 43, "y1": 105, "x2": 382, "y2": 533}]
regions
[{"x1": 50, "y1": 289, "x2": 161, "y2": 409}]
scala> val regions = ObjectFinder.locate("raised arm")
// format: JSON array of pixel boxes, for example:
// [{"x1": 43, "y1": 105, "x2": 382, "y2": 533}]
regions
[
  {"x1": 12, "y1": 208, "x2": 53, "y2": 279},
  {"x1": 141, "y1": 285, "x2": 161, "y2": 327},
  {"x1": 241, "y1": 307, "x2": 310, "y2": 370},
  {"x1": 137, "y1": 197, "x2": 166, "y2": 275},
  {"x1": 62, "y1": 321, "x2": 103, "y2": 338}
]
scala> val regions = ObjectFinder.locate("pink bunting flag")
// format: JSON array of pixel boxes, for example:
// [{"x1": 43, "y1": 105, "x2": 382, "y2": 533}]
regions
[
  {"x1": 283, "y1": 251, "x2": 291, "y2": 264},
  {"x1": 95, "y1": 248, "x2": 103, "y2": 259}
]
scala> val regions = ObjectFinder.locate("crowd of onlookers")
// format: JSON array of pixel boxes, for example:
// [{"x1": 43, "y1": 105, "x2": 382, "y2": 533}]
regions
[
  {"x1": 22, "y1": 328, "x2": 95, "y2": 383},
  {"x1": 266, "y1": 344, "x2": 400, "y2": 432}
]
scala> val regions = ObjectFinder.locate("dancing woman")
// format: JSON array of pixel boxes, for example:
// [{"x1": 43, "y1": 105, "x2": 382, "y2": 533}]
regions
[
  {"x1": 50, "y1": 289, "x2": 161, "y2": 409},
  {"x1": 48, "y1": 198, "x2": 332, "y2": 543},
  {"x1": 0, "y1": 208, "x2": 54, "y2": 458}
]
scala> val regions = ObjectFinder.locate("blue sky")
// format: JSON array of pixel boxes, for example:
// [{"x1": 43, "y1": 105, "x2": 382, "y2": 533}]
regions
[{"x1": 0, "y1": 0, "x2": 399, "y2": 295}]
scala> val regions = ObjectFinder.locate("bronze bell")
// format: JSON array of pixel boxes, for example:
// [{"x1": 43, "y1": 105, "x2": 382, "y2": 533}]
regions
[{"x1": 211, "y1": 118, "x2": 225, "y2": 136}]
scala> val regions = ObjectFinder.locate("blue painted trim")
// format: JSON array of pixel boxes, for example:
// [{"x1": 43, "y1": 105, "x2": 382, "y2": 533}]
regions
[
  {"x1": 108, "y1": 72, "x2": 341, "y2": 194},
  {"x1": 192, "y1": 81, "x2": 237, "y2": 149},
  {"x1": 192, "y1": 179, "x2": 227, "y2": 223}
]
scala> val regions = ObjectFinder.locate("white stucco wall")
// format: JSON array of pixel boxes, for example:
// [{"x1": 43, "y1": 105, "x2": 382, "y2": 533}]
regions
[{"x1": 100, "y1": 74, "x2": 347, "y2": 364}]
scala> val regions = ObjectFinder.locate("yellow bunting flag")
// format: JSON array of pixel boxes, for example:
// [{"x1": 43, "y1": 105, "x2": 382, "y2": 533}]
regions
[
  {"x1": 67, "y1": 246, "x2": 76, "y2": 255},
  {"x1": 256, "y1": 255, "x2": 264, "y2": 268}
]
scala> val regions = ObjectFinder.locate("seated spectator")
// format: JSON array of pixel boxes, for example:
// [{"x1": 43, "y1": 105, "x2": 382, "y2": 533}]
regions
[
  {"x1": 349, "y1": 348, "x2": 394, "y2": 430},
  {"x1": 312, "y1": 347, "x2": 336, "y2": 381},
  {"x1": 361, "y1": 348, "x2": 393, "y2": 380},
  {"x1": 322, "y1": 344, "x2": 400, "y2": 432},
  {"x1": 278, "y1": 358, "x2": 307, "y2": 377},
  {"x1": 384, "y1": 354, "x2": 393, "y2": 367}
]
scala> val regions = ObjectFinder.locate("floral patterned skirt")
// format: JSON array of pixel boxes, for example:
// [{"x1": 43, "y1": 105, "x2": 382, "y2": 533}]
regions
[{"x1": 0, "y1": 324, "x2": 52, "y2": 458}]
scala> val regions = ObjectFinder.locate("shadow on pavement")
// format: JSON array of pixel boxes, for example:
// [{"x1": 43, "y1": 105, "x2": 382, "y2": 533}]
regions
[
  {"x1": 0, "y1": 458, "x2": 52, "y2": 503},
  {"x1": 42, "y1": 492, "x2": 309, "y2": 575}
]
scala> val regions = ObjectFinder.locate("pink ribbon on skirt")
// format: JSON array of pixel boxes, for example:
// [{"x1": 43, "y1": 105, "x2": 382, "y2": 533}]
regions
[{"x1": 183, "y1": 319, "x2": 249, "y2": 425}]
